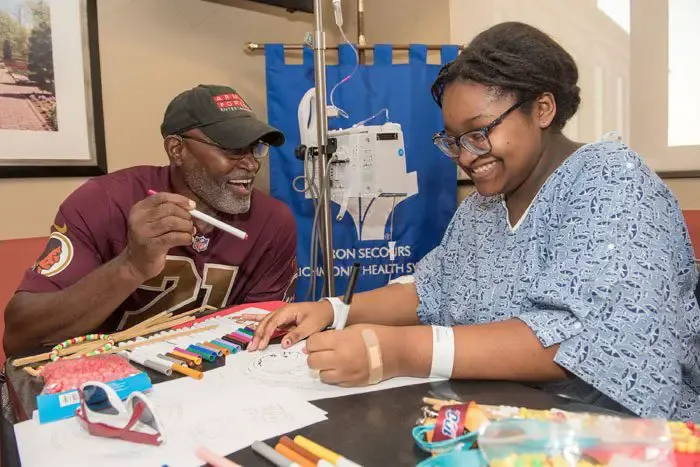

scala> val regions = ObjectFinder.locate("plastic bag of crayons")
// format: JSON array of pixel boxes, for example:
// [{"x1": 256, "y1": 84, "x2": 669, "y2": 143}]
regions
[
  {"x1": 40, "y1": 354, "x2": 145, "y2": 395},
  {"x1": 478, "y1": 418, "x2": 675, "y2": 466},
  {"x1": 418, "y1": 417, "x2": 676, "y2": 466},
  {"x1": 36, "y1": 354, "x2": 153, "y2": 424},
  {"x1": 413, "y1": 397, "x2": 696, "y2": 466}
]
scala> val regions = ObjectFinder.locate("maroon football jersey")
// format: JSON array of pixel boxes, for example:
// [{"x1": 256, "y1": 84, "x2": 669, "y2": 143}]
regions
[{"x1": 17, "y1": 166, "x2": 297, "y2": 332}]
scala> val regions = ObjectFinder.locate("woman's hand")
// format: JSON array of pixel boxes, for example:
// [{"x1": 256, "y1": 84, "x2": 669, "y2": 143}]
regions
[
  {"x1": 244, "y1": 301, "x2": 334, "y2": 351},
  {"x1": 305, "y1": 325, "x2": 402, "y2": 387}
]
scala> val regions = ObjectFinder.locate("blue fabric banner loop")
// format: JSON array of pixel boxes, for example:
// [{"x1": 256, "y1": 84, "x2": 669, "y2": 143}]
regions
[
  {"x1": 373, "y1": 44, "x2": 393, "y2": 65},
  {"x1": 409, "y1": 44, "x2": 428, "y2": 64}
]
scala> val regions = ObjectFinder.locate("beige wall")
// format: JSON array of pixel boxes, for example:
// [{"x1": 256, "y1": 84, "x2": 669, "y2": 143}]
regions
[
  {"x1": 0, "y1": 0, "x2": 697, "y2": 240},
  {"x1": 665, "y1": 179, "x2": 700, "y2": 208},
  {"x1": 364, "y1": 0, "x2": 449, "y2": 45},
  {"x1": 449, "y1": 0, "x2": 630, "y2": 144},
  {"x1": 449, "y1": 0, "x2": 700, "y2": 207}
]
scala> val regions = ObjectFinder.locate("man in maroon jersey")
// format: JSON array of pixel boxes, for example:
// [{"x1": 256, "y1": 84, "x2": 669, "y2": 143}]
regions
[{"x1": 3, "y1": 84, "x2": 298, "y2": 355}]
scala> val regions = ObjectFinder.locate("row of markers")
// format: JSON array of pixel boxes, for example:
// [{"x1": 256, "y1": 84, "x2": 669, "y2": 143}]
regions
[
  {"x1": 166, "y1": 323, "x2": 256, "y2": 362},
  {"x1": 118, "y1": 318, "x2": 258, "y2": 379}
]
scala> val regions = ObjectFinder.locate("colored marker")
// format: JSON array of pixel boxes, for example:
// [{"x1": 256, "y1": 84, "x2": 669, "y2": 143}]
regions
[
  {"x1": 159, "y1": 352, "x2": 197, "y2": 369},
  {"x1": 227, "y1": 332, "x2": 251, "y2": 344},
  {"x1": 147, "y1": 189, "x2": 248, "y2": 240},
  {"x1": 130, "y1": 354, "x2": 173, "y2": 377},
  {"x1": 187, "y1": 343, "x2": 216, "y2": 357},
  {"x1": 143, "y1": 358, "x2": 173, "y2": 376},
  {"x1": 190, "y1": 343, "x2": 218, "y2": 357},
  {"x1": 336, "y1": 263, "x2": 360, "y2": 331},
  {"x1": 231, "y1": 330, "x2": 253, "y2": 343},
  {"x1": 157, "y1": 353, "x2": 182, "y2": 365},
  {"x1": 213, "y1": 339, "x2": 239, "y2": 353},
  {"x1": 185, "y1": 346, "x2": 215, "y2": 362},
  {"x1": 293, "y1": 436, "x2": 362, "y2": 467},
  {"x1": 252, "y1": 440, "x2": 301, "y2": 467},
  {"x1": 187, "y1": 344, "x2": 217, "y2": 362},
  {"x1": 172, "y1": 349, "x2": 202, "y2": 365},
  {"x1": 171, "y1": 363, "x2": 203, "y2": 380},
  {"x1": 278, "y1": 436, "x2": 333, "y2": 467},
  {"x1": 238, "y1": 327, "x2": 255, "y2": 337},
  {"x1": 275, "y1": 443, "x2": 314, "y2": 467},
  {"x1": 199, "y1": 341, "x2": 226, "y2": 356},
  {"x1": 170, "y1": 351, "x2": 200, "y2": 366},
  {"x1": 195, "y1": 446, "x2": 241, "y2": 467},
  {"x1": 221, "y1": 334, "x2": 244, "y2": 344},
  {"x1": 173, "y1": 347, "x2": 202, "y2": 360},
  {"x1": 204, "y1": 341, "x2": 231, "y2": 355},
  {"x1": 164, "y1": 352, "x2": 196, "y2": 367},
  {"x1": 221, "y1": 335, "x2": 246, "y2": 347}
]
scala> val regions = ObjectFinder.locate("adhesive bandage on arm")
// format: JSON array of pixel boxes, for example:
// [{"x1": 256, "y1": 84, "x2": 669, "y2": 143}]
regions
[
  {"x1": 361, "y1": 328, "x2": 383, "y2": 385},
  {"x1": 430, "y1": 326, "x2": 455, "y2": 378}
]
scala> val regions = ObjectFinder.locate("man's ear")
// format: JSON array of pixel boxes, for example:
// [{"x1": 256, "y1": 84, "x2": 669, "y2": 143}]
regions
[
  {"x1": 164, "y1": 135, "x2": 185, "y2": 167},
  {"x1": 535, "y1": 92, "x2": 557, "y2": 129}
]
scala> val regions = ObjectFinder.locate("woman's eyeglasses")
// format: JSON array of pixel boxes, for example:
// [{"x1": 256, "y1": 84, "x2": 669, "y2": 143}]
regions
[
  {"x1": 179, "y1": 134, "x2": 270, "y2": 160},
  {"x1": 432, "y1": 100, "x2": 526, "y2": 159}
]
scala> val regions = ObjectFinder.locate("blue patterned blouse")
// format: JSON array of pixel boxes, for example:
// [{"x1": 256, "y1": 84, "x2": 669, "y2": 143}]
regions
[{"x1": 415, "y1": 141, "x2": 700, "y2": 421}]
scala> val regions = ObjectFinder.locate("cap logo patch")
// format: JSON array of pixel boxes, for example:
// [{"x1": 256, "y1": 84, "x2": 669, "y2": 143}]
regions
[{"x1": 213, "y1": 93, "x2": 251, "y2": 112}]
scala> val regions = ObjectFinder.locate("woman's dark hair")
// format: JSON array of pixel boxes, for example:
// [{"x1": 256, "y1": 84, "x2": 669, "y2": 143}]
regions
[{"x1": 431, "y1": 22, "x2": 581, "y2": 130}]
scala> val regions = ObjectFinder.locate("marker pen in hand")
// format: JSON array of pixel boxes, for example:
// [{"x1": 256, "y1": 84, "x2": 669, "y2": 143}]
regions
[
  {"x1": 334, "y1": 262, "x2": 360, "y2": 331},
  {"x1": 147, "y1": 189, "x2": 248, "y2": 240},
  {"x1": 342, "y1": 263, "x2": 360, "y2": 307}
]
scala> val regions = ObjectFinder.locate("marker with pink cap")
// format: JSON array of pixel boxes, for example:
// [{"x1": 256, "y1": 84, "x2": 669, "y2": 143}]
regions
[{"x1": 147, "y1": 189, "x2": 248, "y2": 240}]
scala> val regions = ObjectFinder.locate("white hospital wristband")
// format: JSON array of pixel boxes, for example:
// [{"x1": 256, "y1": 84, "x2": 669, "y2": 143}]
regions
[
  {"x1": 388, "y1": 274, "x2": 415, "y2": 285},
  {"x1": 322, "y1": 296, "x2": 350, "y2": 330},
  {"x1": 430, "y1": 326, "x2": 455, "y2": 378}
]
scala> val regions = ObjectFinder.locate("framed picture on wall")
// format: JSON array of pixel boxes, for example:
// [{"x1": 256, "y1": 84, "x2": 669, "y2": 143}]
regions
[{"x1": 0, "y1": 0, "x2": 106, "y2": 178}]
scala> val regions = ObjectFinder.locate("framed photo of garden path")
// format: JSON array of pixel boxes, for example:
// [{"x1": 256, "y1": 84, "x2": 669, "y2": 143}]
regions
[{"x1": 0, "y1": 0, "x2": 106, "y2": 178}]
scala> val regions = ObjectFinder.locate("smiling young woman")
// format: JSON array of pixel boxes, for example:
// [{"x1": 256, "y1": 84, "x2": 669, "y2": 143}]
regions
[{"x1": 246, "y1": 22, "x2": 700, "y2": 422}]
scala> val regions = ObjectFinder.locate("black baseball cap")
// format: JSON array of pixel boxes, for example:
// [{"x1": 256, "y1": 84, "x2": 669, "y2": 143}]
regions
[{"x1": 160, "y1": 84, "x2": 285, "y2": 149}]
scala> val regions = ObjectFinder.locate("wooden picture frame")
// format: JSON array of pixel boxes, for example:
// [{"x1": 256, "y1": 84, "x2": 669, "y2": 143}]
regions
[{"x1": 0, "y1": 0, "x2": 106, "y2": 178}]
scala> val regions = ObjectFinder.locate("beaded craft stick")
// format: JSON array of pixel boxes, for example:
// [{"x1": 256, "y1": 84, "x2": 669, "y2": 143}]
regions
[
  {"x1": 105, "y1": 316, "x2": 262, "y2": 379},
  {"x1": 16, "y1": 306, "x2": 271, "y2": 382},
  {"x1": 113, "y1": 315, "x2": 260, "y2": 362},
  {"x1": 21, "y1": 325, "x2": 217, "y2": 377},
  {"x1": 13, "y1": 305, "x2": 216, "y2": 367}
]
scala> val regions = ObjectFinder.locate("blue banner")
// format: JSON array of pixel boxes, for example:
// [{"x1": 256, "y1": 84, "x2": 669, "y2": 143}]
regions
[{"x1": 265, "y1": 44, "x2": 458, "y2": 299}]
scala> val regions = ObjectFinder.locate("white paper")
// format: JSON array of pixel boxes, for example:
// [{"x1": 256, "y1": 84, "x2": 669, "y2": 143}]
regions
[
  {"x1": 224, "y1": 308, "x2": 443, "y2": 401},
  {"x1": 15, "y1": 309, "x2": 439, "y2": 467},
  {"x1": 208, "y1": 342, "x2": 443, "y2": 402},
  {"x1": 14, "y1": 377, "x2": 327, "y2": 467}
]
